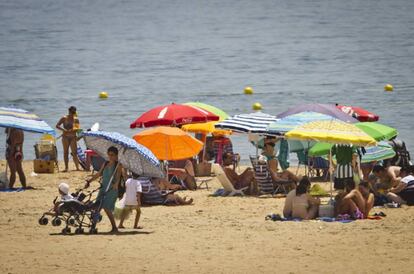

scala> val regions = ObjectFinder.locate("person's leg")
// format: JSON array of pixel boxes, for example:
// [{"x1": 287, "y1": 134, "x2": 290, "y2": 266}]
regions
[
  {"x1": 280, "y1": 170, "x2": 299, "y2": 183},
  {"x1": 62, "y1": 136, "x2": 70, "y2": 171},
  {"x1": 133, "y1": 207, "x2": 142, "y2": 229},
  {"x1": 15, "y1": 160, "x2": 26, "y2": 188},
  {"x1": 184, "y1": 160, "x2": 195, "y2": 177},
  {"x1": 386, "y1": 192, "x2": 405, "y2": 204},
  {"x1": 69, "y1": 137, "x2": 80, "y2": 170},
  {"x1": 7, "y1": 158, "x2": 17, "y2": 188},
  {"x1": 118, "y1": 208, "x2": 128, "y2": 228},
  {"x1": 172, "y1": 195, "x2": 193, "y2": 205},
  {"x1": 104, "y1": 208, "x2": 118, "y2": 232},
  {"x1": 239, "y1": 169, "x2": 258, "y2": 195}
]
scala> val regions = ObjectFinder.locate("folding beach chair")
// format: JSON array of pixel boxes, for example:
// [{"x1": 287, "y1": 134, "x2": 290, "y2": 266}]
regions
[
  {"x1": 254, "y1": 161, "x2": 292, "y2": 195},
  {"x1": 308, "y1": 157, "x2": 330, "y2": 181},
  {"x1": 216, "y1": 168, "x2": 248, "y2": 196}
]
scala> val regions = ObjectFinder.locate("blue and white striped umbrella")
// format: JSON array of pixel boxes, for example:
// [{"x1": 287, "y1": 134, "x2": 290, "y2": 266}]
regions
[
  {"x1": 82, "y1": 131, "x2": 164, "y2": 178},
  {"x1": 215, "y1": 112, "x2": 278, "y2": 134},
  {"x1": 267, "y1": 111, "x2": 334, "y2": 135},
  {"x1": 0, "y1": 107, "x2": 55, "y2": 135}
]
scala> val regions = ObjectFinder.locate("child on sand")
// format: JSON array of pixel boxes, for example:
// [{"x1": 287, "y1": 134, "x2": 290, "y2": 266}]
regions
[{"x1": 119, "y1": 173, "x2": 143, "y2": 229}]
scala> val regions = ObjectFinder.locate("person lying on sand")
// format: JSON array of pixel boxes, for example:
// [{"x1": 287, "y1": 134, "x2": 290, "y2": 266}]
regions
[
  {"x1": 335, "y1": 180, "x2": 366, "y2": 219},
  {"x1": 168, "y1": 159, "x2": 197, "y2": 190},
  {"x1": 222, "y1": 152, "x2": 258, "y2": 195},
  {"x1": 283, "y1": 177, "x2": 320, "y2": 220},
  {"x1": 142, "y1": 178, "x2": 193, "y2": 206}
]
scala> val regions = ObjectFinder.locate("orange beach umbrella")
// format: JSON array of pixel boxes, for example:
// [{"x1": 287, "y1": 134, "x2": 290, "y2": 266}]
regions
[{"x1": 133, "y1": 127, "x2": 203, "y2": 161}]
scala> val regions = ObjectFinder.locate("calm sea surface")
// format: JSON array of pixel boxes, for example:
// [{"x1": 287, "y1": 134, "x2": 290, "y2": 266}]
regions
[{"x1": 1, "y1": 0, "x2": 414, "y2": 162}]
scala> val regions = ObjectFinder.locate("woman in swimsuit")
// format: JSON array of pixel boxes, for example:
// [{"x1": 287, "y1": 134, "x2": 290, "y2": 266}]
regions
[
  {"x1": 56, "y1": 106, "x2": 80, "y2": 172},
  {"x1": 283, "y1": 177, "x2": 320, "y2": 219},
  {"x1": 5, "y1": 128, "x2": 26, "y2": 188}
]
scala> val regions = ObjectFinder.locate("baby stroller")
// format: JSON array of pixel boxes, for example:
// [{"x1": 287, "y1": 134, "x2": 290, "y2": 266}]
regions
[{"x1": 38, "y1": 186, "x2": 102, "y2": 234}]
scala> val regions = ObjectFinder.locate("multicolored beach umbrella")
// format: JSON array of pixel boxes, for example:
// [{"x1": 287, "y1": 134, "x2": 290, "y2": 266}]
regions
[
  {"x1": 267, "y1": 111, "x2": 334, "y2": 135},
  {"x1": 285, "y1": 119, "x2": 377, "y2": 147},
  {"x1": 215, "y1": 112, "x2": 278, "y2": 134},
  {"x1": 0, "y1": 107, "x2": 55, "y2": 135},
  {"x1": 277, "y1": 104, "x2": 358, "y2": 123},
  {"x1": 309, "y1": 141, "x2": 396, "y2": 164}
]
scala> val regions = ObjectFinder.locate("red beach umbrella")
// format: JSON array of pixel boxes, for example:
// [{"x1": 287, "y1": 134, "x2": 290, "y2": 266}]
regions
[
  {"x1": 130, "y1": 103, "x2": 220, "y2": 128},
  {"x1": 336, "y1": 105, "x2": 379, "y2": 122}
]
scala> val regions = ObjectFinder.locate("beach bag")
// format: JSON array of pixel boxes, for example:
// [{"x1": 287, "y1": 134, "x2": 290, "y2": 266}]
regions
[{"x1": 0, "y1": 172, "x2": 9, "y2": 189}]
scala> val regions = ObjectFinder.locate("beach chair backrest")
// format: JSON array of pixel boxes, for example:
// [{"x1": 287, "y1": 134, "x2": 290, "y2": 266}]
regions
[
  {"x1": 217, "y1": 172, "x2": 236, "y2": 192},
  {"x1": 249, "y1": 155, "x2": 258, "y2": 169},
  {"x1": 254, "y1": 162, "x2": 274, "y2": 194},
  {"x1": 34, "y1": 140, "x2": 57, "y2": 161},
  {"x1": 313, "y1": 157, "x2": 329, "y2": 169}
]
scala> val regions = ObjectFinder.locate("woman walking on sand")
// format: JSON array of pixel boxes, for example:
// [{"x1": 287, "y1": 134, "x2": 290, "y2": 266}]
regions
[{"x1": 56, "y1": 106, "x2": 81, "y2": 172}]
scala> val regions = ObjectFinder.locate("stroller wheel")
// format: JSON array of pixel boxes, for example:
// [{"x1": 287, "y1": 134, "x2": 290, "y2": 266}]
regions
[
  {"x1": 75, "y1": 228, "x2": 84, "y2": 234},
  {"x1": 89, "y1": 228, "x2": 98, "y2": 234},
  {"x1": 68, "y1": 218, "x2": 76, "y2": 226},
  {"x1": 61, "y1": 227, "x2": 71, "y2": 234},
  {"x1": 52, "y1": 218, "x2": 62, "y2": 226},
  {"x1": 38, "y1": 217, "x2": 48, "y2": 225}
]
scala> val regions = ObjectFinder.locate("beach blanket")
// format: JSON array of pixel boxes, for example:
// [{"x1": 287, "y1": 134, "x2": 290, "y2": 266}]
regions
[
  {"x1": 0, "y1": 188, "x2": 25, "y2": 192},
  {"x1": 265, "y1": 214, "x2": 355, "y2": 223}
]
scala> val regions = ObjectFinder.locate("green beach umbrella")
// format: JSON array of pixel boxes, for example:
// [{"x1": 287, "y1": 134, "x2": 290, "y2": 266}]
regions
[
  {"x1": 355, "y1": 122, "x2": 398, "y2": 141},
  {"x1": 184, "y1": 102, "x2": 229, "y2": 120},
  {"x1": 310, "y1": 141, "x2": 395, "y2": 164}
]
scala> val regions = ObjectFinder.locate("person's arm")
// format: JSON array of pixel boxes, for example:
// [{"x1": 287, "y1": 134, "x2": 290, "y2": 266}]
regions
[
  {"x1": 283, "y1": 191, "x2": 293, "y2": 217},
  {"x1": 364, "y1": 193, "x2": 375, "y2": 217},
  {"x1": 388, "y1": 168, "x2": 401, "y2": 186},
  {"x1": 389, "y1": 182, "x2": 406, "y2": 193},
  {"x1": 85, "y1": 163, "x2": 105, "y2": 187},
  {"x1": 224, "y1": 168, "x2": 239, "y2": 185},
  {"x1": 56, "y1": 117, "x2": 67, "y2": 132}
]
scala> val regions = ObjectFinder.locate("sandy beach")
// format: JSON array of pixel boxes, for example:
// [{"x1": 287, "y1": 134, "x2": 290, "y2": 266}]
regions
[{"x1": 0, "y1": 160, "x2": 414, "y2": 274}]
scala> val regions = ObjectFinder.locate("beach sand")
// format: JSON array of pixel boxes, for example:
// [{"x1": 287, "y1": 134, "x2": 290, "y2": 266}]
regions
[{"x1": 0, "y1": 160, "x2": 413, "y2": 274}]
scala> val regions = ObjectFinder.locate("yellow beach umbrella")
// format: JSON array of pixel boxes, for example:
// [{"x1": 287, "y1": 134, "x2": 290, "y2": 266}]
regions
[
  {"x1": 182, "y1": 102, "x2": 231, "y2": 135},
  {"x1": 285, "y1": 120, "x2": 377, "y2": 147},
  {"x1": 133, "y1": 126, "x2": 203, "y2": 161}
]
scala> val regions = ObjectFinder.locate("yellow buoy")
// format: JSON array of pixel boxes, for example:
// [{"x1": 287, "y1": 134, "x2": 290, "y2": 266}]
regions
[
  {"x1": 244, "y1": 86, "x2": 253, "y2": 95},
  {"x1": 384, "y1": 84, "x2": 393, "y2": 92},
  {"x1": 99, "y1": 91, "x2": 108, "y2": 99},
  {"x1": 252, "y1": 102, "x2": 262, "y2": 111}
]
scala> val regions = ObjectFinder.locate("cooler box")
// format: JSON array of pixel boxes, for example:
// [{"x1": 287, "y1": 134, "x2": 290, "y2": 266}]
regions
[
  {"x1": 34, "y1": 159, "x2": 55, "y2": 174},
  {"x1": 319, "y1": 204, "x2": 335, "y2": 218}
]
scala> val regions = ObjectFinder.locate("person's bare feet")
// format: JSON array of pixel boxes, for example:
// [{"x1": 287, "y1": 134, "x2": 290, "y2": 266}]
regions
[
  {"x1": 62, "y1": 169, "x2": 68, "y2": 173},
  {"x1": 109, "y1": 228, "x2": 119, "y2": 233},
  {"x1": 133, "y1": 226, "x2": 143, "y2": 229},
  {"x1": 185, "y1": 198, "x2": 193, "y2": 205},
  {"x1": 118, "y1": 225, "x2": 125, "y2": 229}
]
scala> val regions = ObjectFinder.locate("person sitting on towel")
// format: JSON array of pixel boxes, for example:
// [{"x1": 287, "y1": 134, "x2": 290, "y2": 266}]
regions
[
  {"x1": 372, "y1": 165, "x2": 402, "y2": 191},
  {"x1": 335, "y1": 180, "x2": 366, "y2": 219},
  {"x1": 283, "y1": 177, "x2": 320, "y2": 220}
]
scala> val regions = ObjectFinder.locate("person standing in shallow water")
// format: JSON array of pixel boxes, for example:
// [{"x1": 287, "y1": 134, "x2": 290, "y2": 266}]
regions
[
  {"x1": 5, "y1": 128, "x2": 26, "y2": 188},
  {"x1": 56, "y1": 106, "x2": 81, "y2": 172}
]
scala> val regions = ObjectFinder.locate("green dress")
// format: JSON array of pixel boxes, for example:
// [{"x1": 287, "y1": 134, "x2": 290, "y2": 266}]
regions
[{"x1": 97, "y1": 163, "x2": 118, "y2": 211}]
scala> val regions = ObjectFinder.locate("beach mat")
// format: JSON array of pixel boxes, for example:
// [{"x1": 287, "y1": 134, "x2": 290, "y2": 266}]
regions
[{"x1": 0, "y1": 187, "x2": 25, "y2": 193}]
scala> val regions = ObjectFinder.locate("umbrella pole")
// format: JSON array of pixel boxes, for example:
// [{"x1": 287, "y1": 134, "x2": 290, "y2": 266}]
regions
[{"x1": 329, "y1": 148, "x2": 333, "y2": 200}]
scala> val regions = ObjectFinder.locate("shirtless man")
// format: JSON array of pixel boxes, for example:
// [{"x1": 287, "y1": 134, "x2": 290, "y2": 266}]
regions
[
  {"x1": 5, "y1": 128, "x2": 26, "y2": 188},
  {"x1": 372, "y1": 165, "x2": 402, "y2": 190}
]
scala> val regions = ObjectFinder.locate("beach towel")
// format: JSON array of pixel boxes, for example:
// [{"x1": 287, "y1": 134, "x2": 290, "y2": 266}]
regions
[
  {"x1": 277, "y1": 139, "x2": 290, "y2": 170},
  {"x1": 0, "y1": 188, "x2": 25, "y2": 192}
]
